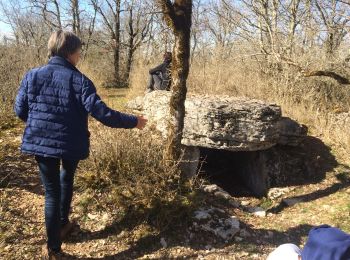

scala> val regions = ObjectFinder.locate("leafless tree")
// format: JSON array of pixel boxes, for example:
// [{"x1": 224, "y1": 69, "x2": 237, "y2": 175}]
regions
[
  {"x1": 0, "y1": 0, "x2": 49, "y2": 61},
  {"x1": 71, "y1": 0, "x2": 81, "y2": 36},
  {"x1": 314, "y1": 0, "x2": 350, "y2": 56},
  {"x1": 91, "y1": 0, "x2": 122, "y2": 84},
  {"x1": 124, "y1": 0, "x2": 154, "y2": 83},
  {"x1": 30, "y1": 0, "x2": 63, "y2": 30}
]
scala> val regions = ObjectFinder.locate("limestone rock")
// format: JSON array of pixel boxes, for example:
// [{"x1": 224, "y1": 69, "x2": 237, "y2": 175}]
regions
[
  {"x1": 193, "y1": 207, "x2": 240, "y2": 240},
  {"x1": 277, "y1": 117, "x2": 308, "y2": 146},
  {"x1": 127, "y1": 91, "x2": 282, "y2": 151},
  {"x1": 248, "y1": 207, "x2": 267, "y2": 218},
  {"x1": 126, "y1": 91, "x2": 309, "y2": 197},
  {"x1": 268, "y1": 187, "x2": 293, "y2": 200},
  {"x1": 180, "y1": 146, "x2": 200, "y2": 178},
  {"x1": 202, "y1": 184, "x2": 240, "y2": 206}
]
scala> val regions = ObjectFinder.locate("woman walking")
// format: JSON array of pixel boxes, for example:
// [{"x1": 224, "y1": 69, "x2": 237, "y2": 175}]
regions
[{"x1": 14, "y1": 30, "x2": 147, "y2": 259}]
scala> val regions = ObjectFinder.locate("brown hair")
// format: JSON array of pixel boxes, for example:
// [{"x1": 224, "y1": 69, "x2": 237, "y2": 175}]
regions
[{"x1": 48, "y1": 30, "x2": 82, "y2": 58}]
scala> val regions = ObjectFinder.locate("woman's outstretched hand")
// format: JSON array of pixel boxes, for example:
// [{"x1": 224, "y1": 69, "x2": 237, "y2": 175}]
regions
[{"x1": 136, "y1": 115, "x2": 148, "y2": 130}]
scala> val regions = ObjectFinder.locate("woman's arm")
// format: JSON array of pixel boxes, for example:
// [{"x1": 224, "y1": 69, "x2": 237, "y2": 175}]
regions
[
  {"x1": 14, "y1": 73, "x2": 29, "y2": 122},
  {"x1": 81, "y1": 76, "x2": 143, "y2": 129}
]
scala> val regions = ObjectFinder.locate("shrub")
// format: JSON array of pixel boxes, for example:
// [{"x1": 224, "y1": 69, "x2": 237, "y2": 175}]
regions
[{"x1": 77, "y1": 123, "x2": 202, "y2": 231}]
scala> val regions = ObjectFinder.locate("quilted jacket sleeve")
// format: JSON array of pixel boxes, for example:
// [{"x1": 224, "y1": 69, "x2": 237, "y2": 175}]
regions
[
  {"x1": 81, "y1": 75, "x2": 138, "y2": 129},
  {"x1": 14, "y1": 72, "x2": 29, "y2": 122}
]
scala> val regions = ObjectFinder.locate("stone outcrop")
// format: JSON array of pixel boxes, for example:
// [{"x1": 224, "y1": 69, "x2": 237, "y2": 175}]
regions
[
  {"x1": 127, "y1": 91, "x2": 282, "y2": 151},
  {"x1": 277, "y1": 117, "x2": 308, "y2": 146},
  {"x1": 126, "y1": 91, "x2": 309, "y2": 197},
  {"x1": 193, "y1": 207, "x2": 240, "y2": 241}
]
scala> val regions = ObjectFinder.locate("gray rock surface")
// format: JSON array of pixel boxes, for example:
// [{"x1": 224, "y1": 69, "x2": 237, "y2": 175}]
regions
[
  {"x1": 127, "y1": 91, "x2": 282, "y2": 151},
  {"x1": 193, "y1": 207, "x2": 240, "y2": 241},
  {"x1": 248, "y1": 207, "x2": 267, "y2": 218},
  {"x1": 126, "y1": 91, "x2": 310, "y2": 197},
  {"x1": 202, "y1": 184, "x2": 240, "y2": 207},
  {"x1": 277, "y1": 117, "x2": 308, "y2": 146}
]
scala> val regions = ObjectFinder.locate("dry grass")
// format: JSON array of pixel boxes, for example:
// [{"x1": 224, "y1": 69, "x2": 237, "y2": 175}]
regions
[
  {"x1": 76, "y1": 123, "x2": 201, "y2": 230},
  {"x1": 127, "y1": 48, "x2": 350, "y2": 164},
  {"x1": 73, "y1": 66, "x2": 203, "y2": 230},
  {"x1": 0, "y1": 45, "x2": 46, "y2": 130},
  {"x1": 0, "y1": 191, "x2": 11, "y2": 248},
  {"x1": 1, "y1": 42, "x2": 349, "y2": 233}
]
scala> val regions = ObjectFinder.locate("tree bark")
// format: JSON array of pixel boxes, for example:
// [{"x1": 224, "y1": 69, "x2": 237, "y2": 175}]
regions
[
  {"x1": 126, "y1": 6, "x2": 135, "y2": 83},
  {"x1": 158, "y1": 0, "x2": 192, "y2": 163},
  {"x1": 113, "y1": 0, "x2": 121, "y2": 84},
  {"x1": 71, "y1": 0, "x2": 81, "y2": 36}
]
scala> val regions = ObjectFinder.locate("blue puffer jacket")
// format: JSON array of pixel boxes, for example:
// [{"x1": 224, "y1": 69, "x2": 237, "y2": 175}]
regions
[{"x1": 14, "y1": 56, "x2": 138, "y2": 160}]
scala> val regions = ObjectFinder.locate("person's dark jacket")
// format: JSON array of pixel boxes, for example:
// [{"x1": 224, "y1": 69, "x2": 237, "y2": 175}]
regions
[
  {"x1": 14, "y1": 56, "x2": 138, "y2": 161},
  {"x1": 149, "y1": 59, "x2": 171, "y2": 76},
  {"x1": 149, "y1": 59, "x2": 171, "y2": 90}
]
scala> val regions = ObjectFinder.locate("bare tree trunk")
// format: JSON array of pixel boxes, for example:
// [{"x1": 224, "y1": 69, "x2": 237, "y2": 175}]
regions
[
  {"x1": 315, "y1": 0, "x2": 349, "y2": 57},
  {"x1": 30, "y1": 0, "x2": 62, "y2": 29},
  {"x1": 71, "y1": 0, "x2": 81, "y2": 36},
  {"x1": 52, "y1": 0, "x2": 62, "y2": 29},
  {"x1": 90, "y1": 0, "x2": 122, "y2": 85},
  {"x1": 158, "y1": 0, "x2": 192, "y2": 162},
  {"x1": 82, "y1": 7, "x2": 97, "y2": 60},
  {"x1": 125, "y1": 1, "x2": 153, "y2": 84},
  {"x1": 288, "y1": 0, "x2": 301, "y2": 55},
  {"x1": 126, "y1": 6, "x2": 134, "y2": 83},
  {"x1": 114, "y1": 0, "x2": 121, "y2": 84}
]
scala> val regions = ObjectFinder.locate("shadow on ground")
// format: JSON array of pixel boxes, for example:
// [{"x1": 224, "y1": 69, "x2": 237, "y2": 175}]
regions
[
  {"x1": 2, "y1": 126, "x2": 347, "y2": 259},
  {"x1": 64, "y1": 219, "x2": 315, "y2": 259},
  {"x1": 199, "y1": 135, "x2": 339, "y2": 198},
  {"x1": 268, "y1": 171, "x2": 350, "y2": 214}
]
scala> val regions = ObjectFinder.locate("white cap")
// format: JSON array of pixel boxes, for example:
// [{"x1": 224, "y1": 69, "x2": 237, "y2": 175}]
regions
[{"x1": 267, "y1": 244, "x2": 301, "y2": 260}]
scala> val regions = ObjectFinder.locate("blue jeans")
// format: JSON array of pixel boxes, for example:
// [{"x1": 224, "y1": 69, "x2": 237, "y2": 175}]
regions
[{"x1": 35, "y1": 155, "x2": 79, "y2": 252}]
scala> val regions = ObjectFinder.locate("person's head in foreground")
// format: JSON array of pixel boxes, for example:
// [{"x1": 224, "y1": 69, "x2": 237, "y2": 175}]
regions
[
  {"x1": 302, "y1": 225, "x2": 350, "y2": 260},
  {"x1": 267, "y1": 225, "x2": 350, "y2": 260},
  {"x1": 48, "y1": 30, "x2": 83, "y2": 66}
]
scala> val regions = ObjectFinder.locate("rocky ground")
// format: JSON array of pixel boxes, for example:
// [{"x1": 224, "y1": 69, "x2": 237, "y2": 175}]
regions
[{"x1": 1, "y1": 89, "x2": 349, "y2": 259}]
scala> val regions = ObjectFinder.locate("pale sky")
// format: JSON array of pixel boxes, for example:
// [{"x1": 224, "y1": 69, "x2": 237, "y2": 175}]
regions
[{"x1": 0, "y1": 22, "x2": 12, "y2": 37}]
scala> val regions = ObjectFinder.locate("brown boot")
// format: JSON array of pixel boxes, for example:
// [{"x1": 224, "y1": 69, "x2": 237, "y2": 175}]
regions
[
  {"x1": 61, "y1": 221, "x2": 79, "y2": 241},
  {"x1": 42, "y1": 245, "x2": 67, "y2": 260}
]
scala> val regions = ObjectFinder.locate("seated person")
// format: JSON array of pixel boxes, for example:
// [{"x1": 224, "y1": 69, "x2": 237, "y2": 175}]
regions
[
  {"x1": 267, "y1": 225, "x2": 350, "y2": 260},
  {"x1": 146, "y1": 52, "x2": 172, "y2": 92}
]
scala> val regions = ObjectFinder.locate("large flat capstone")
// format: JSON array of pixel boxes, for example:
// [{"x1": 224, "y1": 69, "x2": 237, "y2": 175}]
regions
[
  {"x1": 127, "y1": 91, "x2": 308, "y2": 197},
  {"x1": 127, "y1": 91, "x2": 282, "y2": 151}
]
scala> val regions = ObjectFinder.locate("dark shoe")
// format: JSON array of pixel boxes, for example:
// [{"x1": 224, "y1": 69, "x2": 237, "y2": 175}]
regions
[
  {"x1": 42, "y1": 245, "x2": 67, "y2": 260},
  {"x1": 61, "y1": 221, "x2": 79, "y2": 241}
]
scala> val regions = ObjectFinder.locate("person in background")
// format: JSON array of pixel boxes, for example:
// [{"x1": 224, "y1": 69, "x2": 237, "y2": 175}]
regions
[
  {"x1": 267, "y1": 225, "x2": 350, "y2": 260},
  {"x1": 145, "y1": 51, "x2": 172, "y2": 93},
  {"x1": 14, "y1": 30, "x2": 147, "y2": 260}
]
